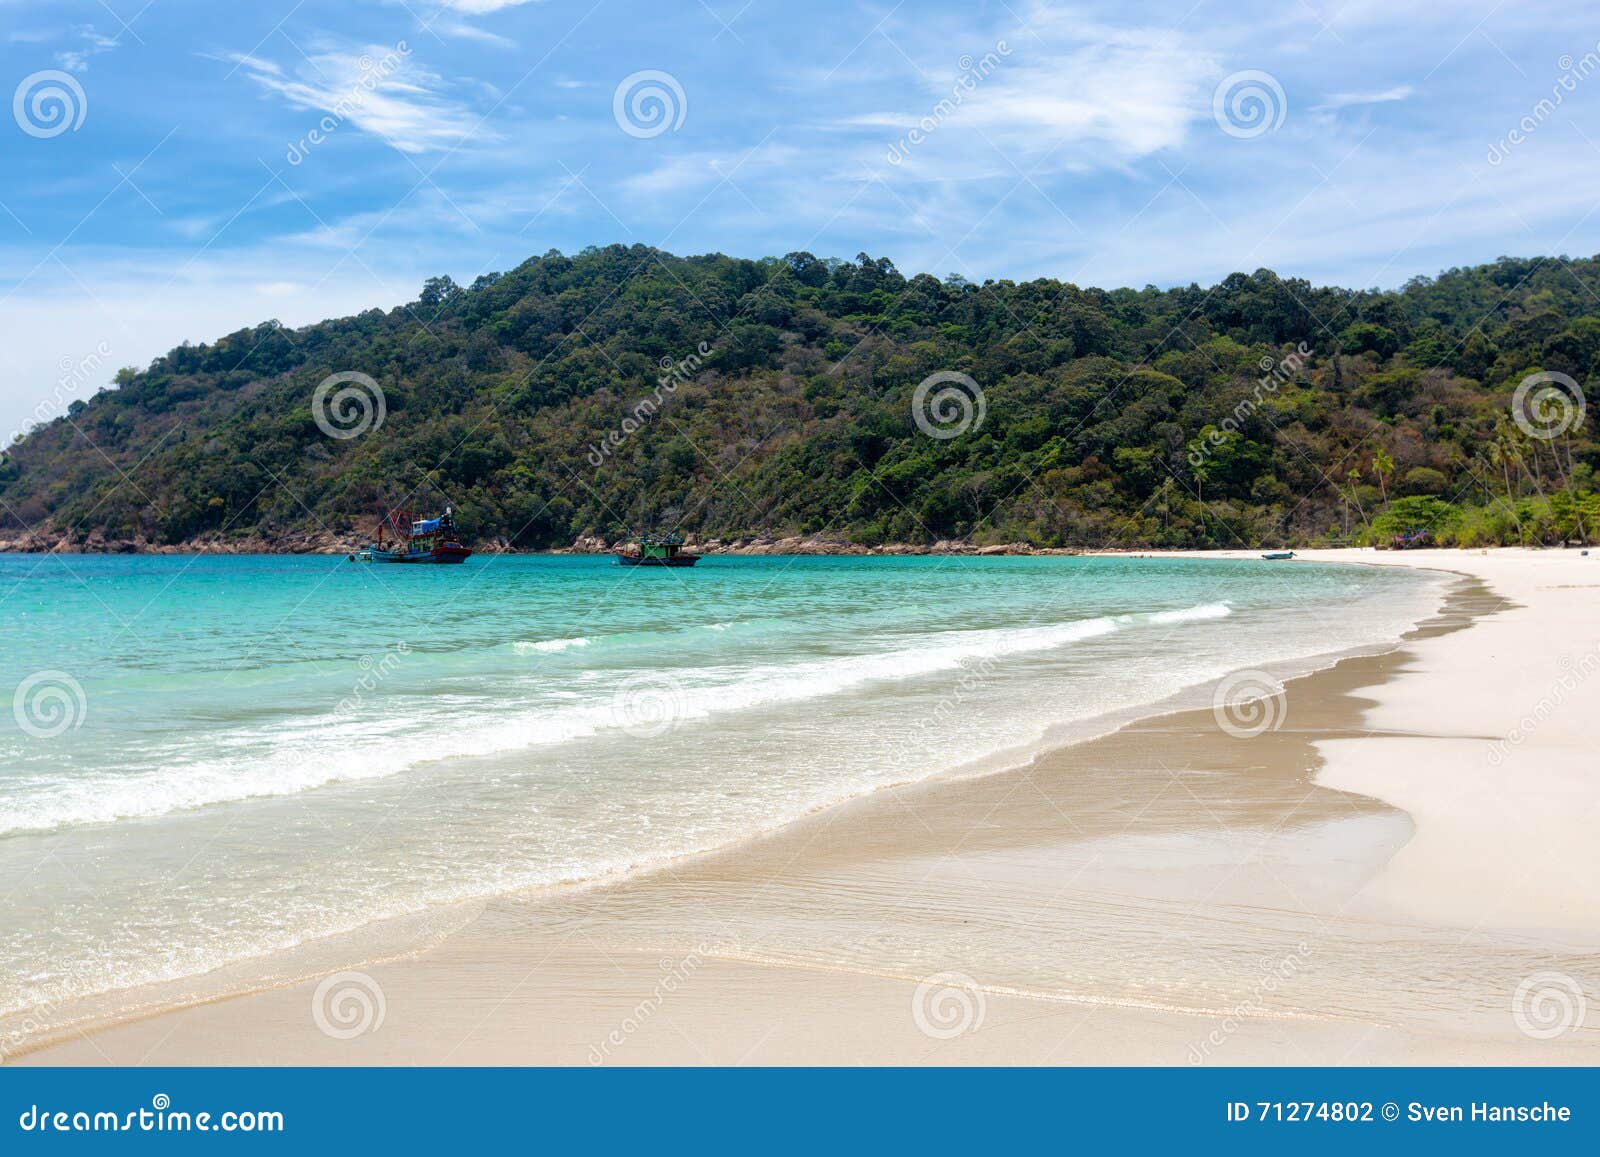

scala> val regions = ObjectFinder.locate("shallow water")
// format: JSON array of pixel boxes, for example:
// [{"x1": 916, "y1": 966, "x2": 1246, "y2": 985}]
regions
[{"x1": 0, "y1": 552, "x2": 1445, "y2": 1027}]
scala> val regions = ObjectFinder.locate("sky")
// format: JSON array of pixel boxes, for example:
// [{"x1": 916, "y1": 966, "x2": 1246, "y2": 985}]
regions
[{"x1": 2, "y1": 0, "x2": 1599, "y2": 438}]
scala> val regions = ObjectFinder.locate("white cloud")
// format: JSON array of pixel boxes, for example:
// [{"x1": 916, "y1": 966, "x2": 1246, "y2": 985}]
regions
[
  {"x1": 52, "y1": 23, "x2": 119, "y2": 72},
  {"x1": 846, "y1": 8, "x2": 1219, "y2": 178},
  {"x1": 229, "y1": 42, "x2": 493, "y2": 155},
  {"x1": 619, "y1": 143, "x2": 802, "y2": 199},
  {"x1": 221, "y1": 52, "x2": 281, "y2": 76},
  {"x1": 1311, "y1": 85, "x2": 1414, "y2": 112},
  {"x1": 432, "y1": 0, "x2": 543, "y2": 12},
  {"x1": 436, "y1": 19, "x2": 518, "y2": 49}
]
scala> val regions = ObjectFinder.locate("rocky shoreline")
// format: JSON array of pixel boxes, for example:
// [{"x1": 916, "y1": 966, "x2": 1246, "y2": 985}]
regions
[
  {"x1": 0, "y1": 529, "x2": 1080, "y2": 557},
  {"x1": 556, "y1": 534, "x2": 1080, "y2": 557},
  {"x1": 0, "y1": 529, "x2": 363, "y2": 555}
]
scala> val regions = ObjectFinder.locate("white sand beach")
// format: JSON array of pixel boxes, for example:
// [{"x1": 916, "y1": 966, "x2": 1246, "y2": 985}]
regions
[{"x1": 1309, "y1": 551, "x2": 1600, "y2": 942}]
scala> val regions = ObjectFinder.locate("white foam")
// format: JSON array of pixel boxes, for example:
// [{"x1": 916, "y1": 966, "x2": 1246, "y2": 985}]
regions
[
  {"x1": 0, "y1": 602, "x2": 1230, "y2": 836},
  {"x1": 1147, "y1": 601, "x2": 1232, "y2": 625},
  {"x1": 513, "y1": 636, "x2": 592, "y2": 654}
]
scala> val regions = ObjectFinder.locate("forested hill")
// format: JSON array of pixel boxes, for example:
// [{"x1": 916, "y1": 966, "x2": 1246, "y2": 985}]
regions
[{"x1": 2, "y1": 245, "x2": 1597, "y2": 553}]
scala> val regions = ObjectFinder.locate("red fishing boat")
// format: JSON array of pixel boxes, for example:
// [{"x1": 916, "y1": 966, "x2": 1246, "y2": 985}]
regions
[{"x1": 351, "y1": 505, "x2": 472, "y2": 564}]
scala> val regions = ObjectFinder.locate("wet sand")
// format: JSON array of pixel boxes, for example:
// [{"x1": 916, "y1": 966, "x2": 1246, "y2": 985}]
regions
[{"x1": 19, "y1": 549, "x2": 1600, "y2": 1065}]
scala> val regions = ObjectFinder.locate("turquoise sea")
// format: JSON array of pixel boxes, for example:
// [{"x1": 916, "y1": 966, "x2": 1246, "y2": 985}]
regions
[{"x1": 0, "y1": 552, "x2": 1445, "y2": 1036}]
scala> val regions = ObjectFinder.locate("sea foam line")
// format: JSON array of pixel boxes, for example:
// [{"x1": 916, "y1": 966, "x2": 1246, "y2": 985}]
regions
[
  {"x1": 0, "y1": 602, "x2": 1230, "y2": 836},
  {"x1": 1147, "y1": 601, "x2": 1231, "y2": 625},
  {"x1": 513, "y1": 636, "x2": 592, "y2": 654}
]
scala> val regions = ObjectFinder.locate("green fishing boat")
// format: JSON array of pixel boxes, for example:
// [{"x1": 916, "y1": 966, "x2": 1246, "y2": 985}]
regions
[{"x1": 616, "y1": 533, "x2": 700, "y2": 568}]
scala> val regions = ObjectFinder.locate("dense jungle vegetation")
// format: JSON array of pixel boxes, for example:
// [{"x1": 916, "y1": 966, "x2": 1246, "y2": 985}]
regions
[{"x1": 3, "y1": 245, "x2": 1596, "y2": 550}]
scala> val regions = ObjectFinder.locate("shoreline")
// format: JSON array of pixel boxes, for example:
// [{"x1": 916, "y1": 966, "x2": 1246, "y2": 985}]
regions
[
  {"x1": 16, "y1": 548, "x2": 1600, "y2": 1065},
  {"x1": 0, "y1": 535, "x2": 1078, "y2": 556},
  {"x1": 3, "y1": 533, "x2": 1547, "y2": 558},
  {"x1": 4, "y1": 532, "x2": 1592, "y2": 562}
]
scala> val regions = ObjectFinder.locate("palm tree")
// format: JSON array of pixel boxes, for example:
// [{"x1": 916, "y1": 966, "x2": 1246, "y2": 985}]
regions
[
  {"x1": 1373, "y1": 447, "x2": 1393, "y2": 506},
  {"x1": 1192, "y1": 459, "x2": 1212, "y2": 539},
  {"x1": 1345, "y1": 468, "x2": 1371, "y2": 536},
  {"x1": 1487, "y1": 436, "x2": 1524, "y2": 542}
]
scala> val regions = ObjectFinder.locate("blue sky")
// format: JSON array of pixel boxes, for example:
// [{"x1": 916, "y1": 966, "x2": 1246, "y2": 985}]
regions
[{"x1": 2, "y1": 0, "x2": 1599, "y2": 437}]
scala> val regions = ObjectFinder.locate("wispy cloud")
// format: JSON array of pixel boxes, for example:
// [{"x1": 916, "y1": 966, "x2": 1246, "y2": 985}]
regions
[
  {"x1": 53, "y1": 24, "x2": 119, "y2": 72},
  {"x1": 844, "y1": 8, "x2": 1218, "y2": 177},
  {"x1": 619, "y1": 143, "x2": 801, "y2": 198},
  {"x1": 1311, "y1": 85, "x2": 1415, "y2": 112},
  {"x1": 432, "y1": 0, "x2": 543, "y2": 12},
  {"x1": 436, "y1": 19, "x2": 518, "y2": 49},
  {"x1": 228, "y1": 40, "x2": 493, "y2": 155}
]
